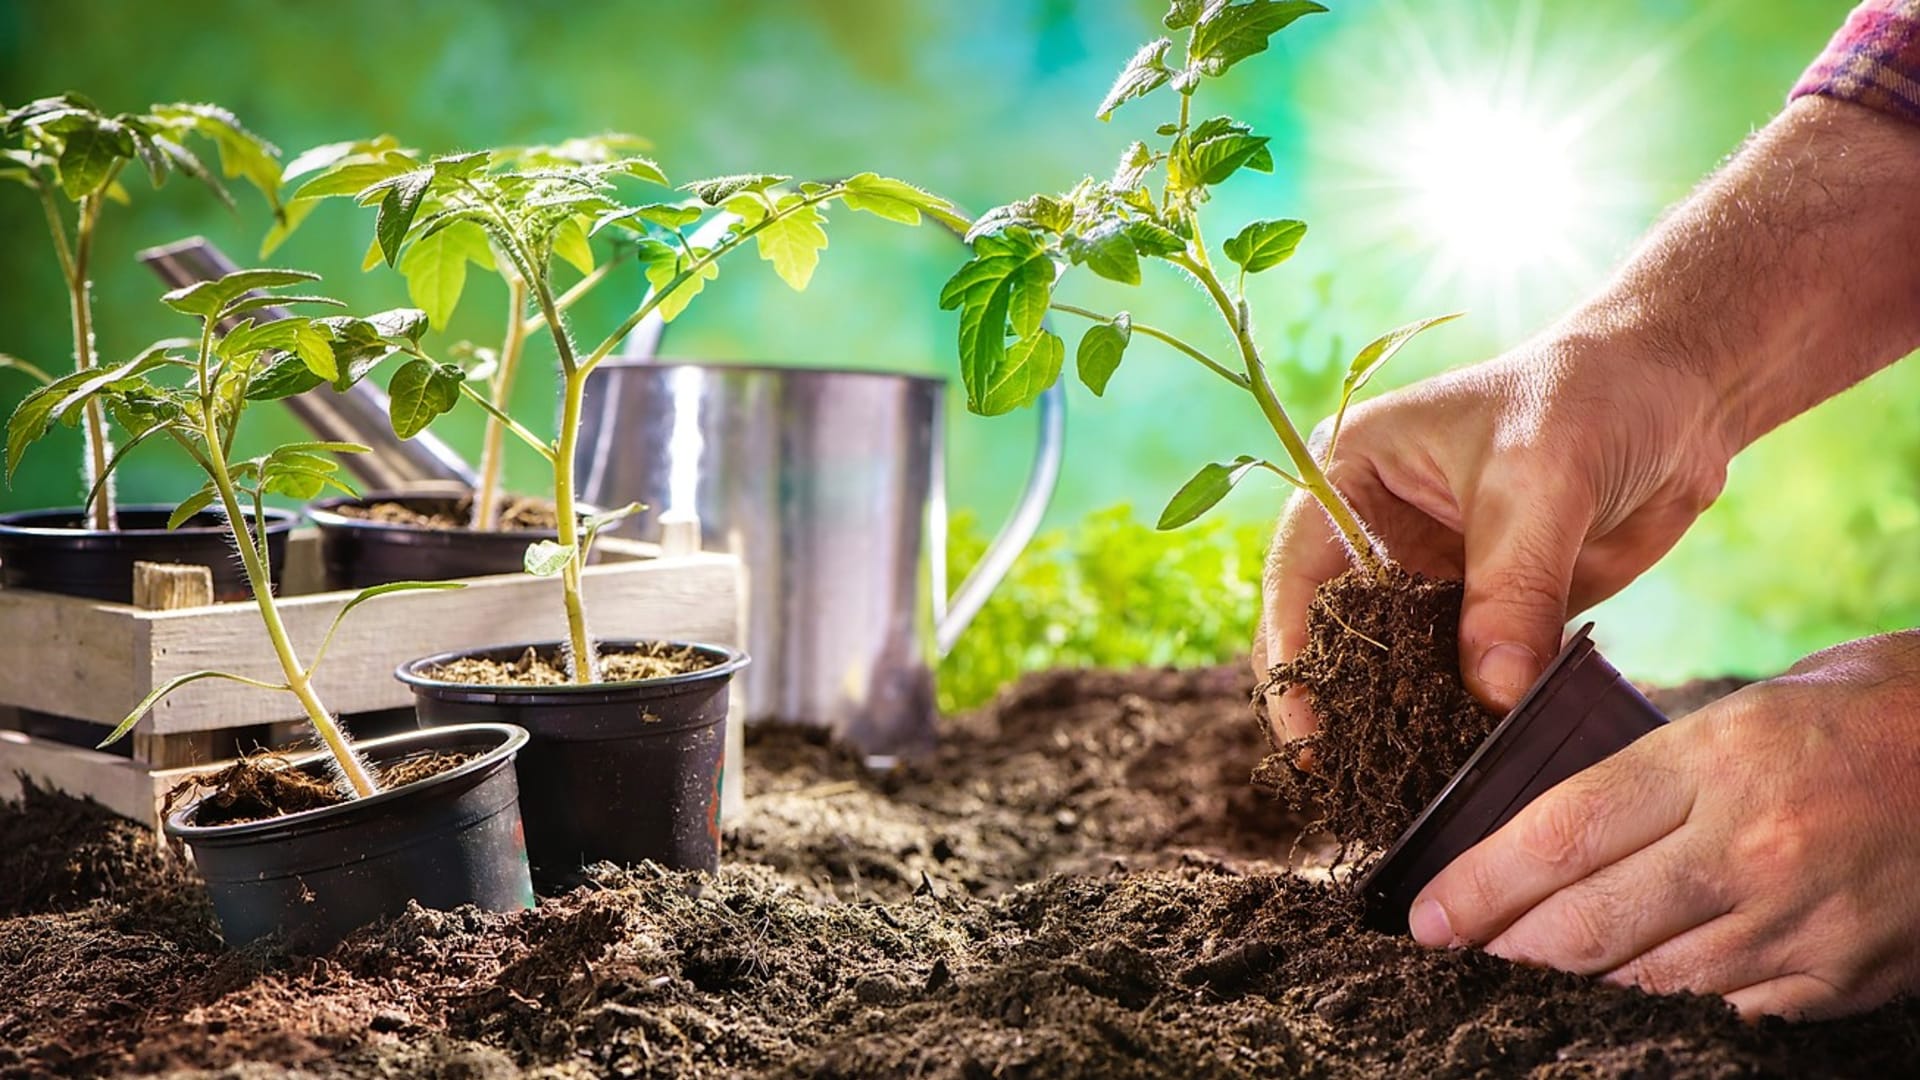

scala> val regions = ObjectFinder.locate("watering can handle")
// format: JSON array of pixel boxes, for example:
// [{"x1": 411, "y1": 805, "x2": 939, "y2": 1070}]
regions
[{"x1": 616, "y1": 197, "x2": 1064, "y2": 660}]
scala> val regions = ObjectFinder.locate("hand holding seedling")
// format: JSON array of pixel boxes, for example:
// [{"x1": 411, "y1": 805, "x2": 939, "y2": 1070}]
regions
[{"x1": 1278, "y1": 89, "x2": 1920, "y2": 1013}]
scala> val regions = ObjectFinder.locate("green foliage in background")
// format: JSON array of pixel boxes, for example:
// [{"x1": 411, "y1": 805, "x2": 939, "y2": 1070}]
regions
[{"x1": 937, "y1": 504, "x2": 1264, "y2": 711}]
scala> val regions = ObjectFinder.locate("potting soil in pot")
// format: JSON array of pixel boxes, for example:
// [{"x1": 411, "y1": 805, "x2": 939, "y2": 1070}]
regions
[
  {"x1": 426, "y1": 642, "x2": 719, "y2": 687},
  {"x1": 333, "y1": 494, "x2": 559, "y2": 531},
  {"x1": 5, "y1": 666, "x2": 1917, "y2": 1079},
  {"x1": 172, "y1": 750, "x2": 475, "y2": 827}
]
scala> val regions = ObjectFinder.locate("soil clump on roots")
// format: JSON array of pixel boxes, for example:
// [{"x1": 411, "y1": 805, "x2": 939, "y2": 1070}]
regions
[
  {"x1": 1254, "y1": 564, "x2": 1501, "y2": 853},
  {"x1": 3, "y1": 667, "x2": 1911, "y2": 1078}
]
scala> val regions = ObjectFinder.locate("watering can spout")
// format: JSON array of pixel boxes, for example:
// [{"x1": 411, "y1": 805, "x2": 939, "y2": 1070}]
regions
[{"x1": 137, "y1": 237, "x2": 477, "y2": 492}]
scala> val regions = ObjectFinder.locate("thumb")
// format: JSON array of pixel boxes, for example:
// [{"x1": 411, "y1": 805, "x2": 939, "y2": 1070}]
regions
[{"x1": 1458, "y1": 470, "x2": 1589, "y2": 713}]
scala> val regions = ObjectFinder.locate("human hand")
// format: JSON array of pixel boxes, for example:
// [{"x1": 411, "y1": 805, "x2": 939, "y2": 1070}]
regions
[
  {"x1": 1407, "y1": 632, "x2": 1920, "y2": 1019},
  {"x1": 1252, "y1": 333, "x2": 1735, "y2": 740}
]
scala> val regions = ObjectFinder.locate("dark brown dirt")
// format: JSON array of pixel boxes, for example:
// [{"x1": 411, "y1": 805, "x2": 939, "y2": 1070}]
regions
[
  {"x1": 4, "y1": 664, "x2": 1915, "y2": 1079},
  {"x1": 178, "y1": 750, "x2": 474, "y2": 827},
  {"x1": 336, "y1": 494, "x2": 558, "y2": 532},
  {"x1": 427, "y1": 642, "x2": 718, "y2": 688},
  {"x1": 1254, "y1": 565, "x2": 1501, "y2": 854}
]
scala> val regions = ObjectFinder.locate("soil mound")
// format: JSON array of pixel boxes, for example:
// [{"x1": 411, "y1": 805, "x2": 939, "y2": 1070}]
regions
[{"x1": 2, "y1": 664, "x2": 1911, "y2": 1079}]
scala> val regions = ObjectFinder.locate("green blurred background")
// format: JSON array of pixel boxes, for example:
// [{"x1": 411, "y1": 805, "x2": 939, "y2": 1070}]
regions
[{"x1": 3, "y1": 0, "x2": 1913, "y2": 703}]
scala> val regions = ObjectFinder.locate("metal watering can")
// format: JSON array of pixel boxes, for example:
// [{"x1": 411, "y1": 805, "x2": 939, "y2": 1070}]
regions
[
  {"x1": 579, "y1": 216, "x2": 1063, "y2": 763},
  {"x1": 145, "y1": 229, "x2": 1063, "y2": 764}
]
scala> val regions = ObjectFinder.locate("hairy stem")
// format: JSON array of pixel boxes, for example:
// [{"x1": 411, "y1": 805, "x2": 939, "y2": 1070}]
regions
[
  {"x1": 1179, "y1": 253, "x2": 1383, "y2": 574},
  {"x1": 473, "y1": 275, "x2": 529, "y2": 529},
  {"x1": 196, "y1": 333, "x2": 376, "y2": 796},
  {"x1": 69, "y1": 191, "x2": 115, "y2": 531},
  {"x1": 554, "y1": 366, "x2": 595, "y2": 683}
]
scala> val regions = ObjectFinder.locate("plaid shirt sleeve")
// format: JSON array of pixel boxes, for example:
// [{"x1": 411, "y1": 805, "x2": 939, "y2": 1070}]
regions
[{"x1": 1791, "y1": 0, "x2": 1920, "y2": 123}]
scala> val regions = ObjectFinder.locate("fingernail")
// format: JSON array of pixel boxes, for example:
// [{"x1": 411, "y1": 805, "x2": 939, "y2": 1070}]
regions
[
  {"x1": 1476, "y1": 642, "x2": 1540, "y2": 700},
  {"x1": 1409, "y1": 899, "x2": 1453, "y2": 947}
]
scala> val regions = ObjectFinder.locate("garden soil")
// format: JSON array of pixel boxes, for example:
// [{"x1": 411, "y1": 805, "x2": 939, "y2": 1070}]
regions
[{"x1": 5, "y1": 664, "x2": 1917, "y2": 1079}]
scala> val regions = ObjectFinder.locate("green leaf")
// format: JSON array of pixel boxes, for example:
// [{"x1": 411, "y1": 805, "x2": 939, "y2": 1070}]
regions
[
  {"x1": 291, "y1": 322, "x2": 338, "y2": 382},
  {"x1": 1182, "y1": 119, "x2": 1273, "y2": 186},
  {"x1": 552, "y1": 215, "x2": 595, "y2": 275},
  {"x1": 56, "y1": 120, "x2": 133, "y2": 199},
  {"x1": 162, "y1": 268, "x2": 320, "y2": 318},
  {"x1": 1158, "y1": 456, "x2": 1263, "y2": 530},
  {"x1": 1127, "y1": 220, "x2": 1187, "y2": 257},
  {"x1": 386, "y1": 357, "x2": 464, "y2": 439},
  {"x1": 1324, "y1": 312, "x2": 1464, "y2": 459},
  {"x1": 1068, "y1": 219, "x2": 1140, "y2": 285},
  {"x1": 245, "y1": 352, "x2": 327, "y2": 400},
  {"x1": 397, "y1": 219, "x2": 491, "y2": 329},
  {"x1": 686, "y1": 173, "x2": 788, "y2": 205},
  {"x1": 1223, "y1": 219, "x2": 1306, "y2": 274},
  {"x1": 755, "y1": 197, "x2": 828, "y2": 290},
  {"x1": 48, "y1": 340, "x2": 188, "y2": 424},
  {"x1": 581, "y1": 501, "x2": 644, "y2": 534},
  {"x1": 151, "y1": 102, "x2": 285, "y2": 212},
  {"x1": 1164, "y1": 0, "x2": 1204, "y2": 30},
  {"x1": 592, "y1": 201, "x2": 703, "y2": 234},
  {"x1": 644, "y1": 251, "x2": 720, "y2": 323},
  {"x1": 289, "y1": 153, "x2": 416, "y2": 201},
  {"x1": 1189, "y1": 1, "x2": 1327, "y2": 77},
  {"x1": 374, "y1": 167, "x2": 433, "y2": 266},
  {"x1": 840, "y1": 173, "x2": 964, "y2": 230},
  {"x1": 167, "y1": 487, "x2": 217, "y2": 530},
  {"x1": 941, "y1": 229, "x2": 1058, "y2": 412},
  {"x1": 523, "y1": 540, "x2": 576, "y2": 577},
  {"x1": 1097, "y1": 37, "x2": 1174, "y2": 120},
  {"x1": 221, "y1": 293, "x2": 345, "y2": 319},
  {"x1": 1076, "y1": 313, "x2": 1131, "y2": 396},
  {"x1": 976, "y1": 329, "x2": 1065, "y2": 416},
  {"x1": 95, "y1": 668, "x2": 288, "y2": 749},
  {"x1": 1343, "y1": 312, "x2": 1465, "y2": 398}
]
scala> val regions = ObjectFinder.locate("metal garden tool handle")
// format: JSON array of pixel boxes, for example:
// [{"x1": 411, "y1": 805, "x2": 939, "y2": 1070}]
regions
[
  {"x1": 138, "y1": 236, "x2": 477, "y2": 491},
  {"x1": 617, "y1": 202, "x2": 1063, "y2": 659}
]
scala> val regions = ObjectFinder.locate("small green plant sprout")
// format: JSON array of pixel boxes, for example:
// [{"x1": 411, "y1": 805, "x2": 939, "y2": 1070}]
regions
[
  {"x1": 0, "y1": 94, "x2": 284, "y2": 531},
  {"x1": 942, "y1": 1, "x2": 1459, "y2": 577},
  {"x1": 4, "y1": 268, "x2": 458, "y2": 798},
  {"x1": 293, "y1": 139, "x2": 964, "y2": 684},
  {"x1": 271, "y1": 134, "x2": 659, "y2": 529}
]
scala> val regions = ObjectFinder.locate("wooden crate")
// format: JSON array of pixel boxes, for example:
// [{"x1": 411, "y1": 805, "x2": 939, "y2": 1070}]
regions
[{"x1": 0, "y1": 529, "x2": 746, "y2": 826}]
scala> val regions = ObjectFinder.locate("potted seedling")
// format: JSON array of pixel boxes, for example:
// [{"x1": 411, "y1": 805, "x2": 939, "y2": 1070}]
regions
[
  {"x1": 945, "y1": 0, "x2": 1665, "y2": 920},
  {"x1": 289, "y1": 144, "x2": 965, "y2": 882},
  {"x1": 7, "y1": 266, "x2": 535, "y2": 948},
  {"x1": 272, "y1": 135, "x2": 655, "y2": 588},
  {"x1": 0, "y1": 94, "x2": 301, "y2": 601}
]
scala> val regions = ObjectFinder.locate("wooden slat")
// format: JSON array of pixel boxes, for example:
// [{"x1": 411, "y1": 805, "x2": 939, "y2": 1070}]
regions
[
  {"x1": 0, "y1": 536, "x2": 743, "y2": 733},
  {"x1": 140, "y1": 552, "x2": 743, "y2": 732},
  {"x1": 0, "y1": 729, "x2": 164, "y2": 827}
]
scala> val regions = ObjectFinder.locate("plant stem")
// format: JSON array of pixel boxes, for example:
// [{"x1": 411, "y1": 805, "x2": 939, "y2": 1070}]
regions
[
  {"x1": 1048, "y1": 303, "x2": 1249, "y2": 389},
  {"x1": 1178, "y1": 253, "x2": 1383, "y2": 575},
  {"x1": 553, "y1": 366, "x2": 595, "y2": 683},
  {"x1": 196, "y1": 353, "x2": 377, "y2": 796},
  {"x1": 521, "y1": 258, "x2": 618, "y2": 336},
  {"x1": 68, "y1": 192, "x2": 115, "y2": 532},
  {"x1": 472, "y1": 275, "x2": 528, "y2": 529}
]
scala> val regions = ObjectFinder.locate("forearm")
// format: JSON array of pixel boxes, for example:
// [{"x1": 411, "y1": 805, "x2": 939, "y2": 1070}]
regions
[{"x1": 1560, "y1": 96, "x2": 1920, "y2": 455}]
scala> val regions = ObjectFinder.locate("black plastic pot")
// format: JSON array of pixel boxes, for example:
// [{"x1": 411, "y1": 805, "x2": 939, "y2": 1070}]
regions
[
  {"x1": 306, "y1": 492, "x2": 558, "y2": 590},
  {"x1": 1357, "y1": 624, "x2": 1668, "y2": 932},
  {"x1": 0, "y1": 505, "x2": 297, "y2": 603},
  {"x1": 165, "y1": 723, "x2": 534, "y2": 950},
  {"x1": 396, "y1": 641, "x2": 748, "y2": 885}
]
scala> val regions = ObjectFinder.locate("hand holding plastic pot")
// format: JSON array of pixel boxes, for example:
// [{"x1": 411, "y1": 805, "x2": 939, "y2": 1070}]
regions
[{"x1": 1357, "y1": 625, "x2": 1667, "y2": 930}]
